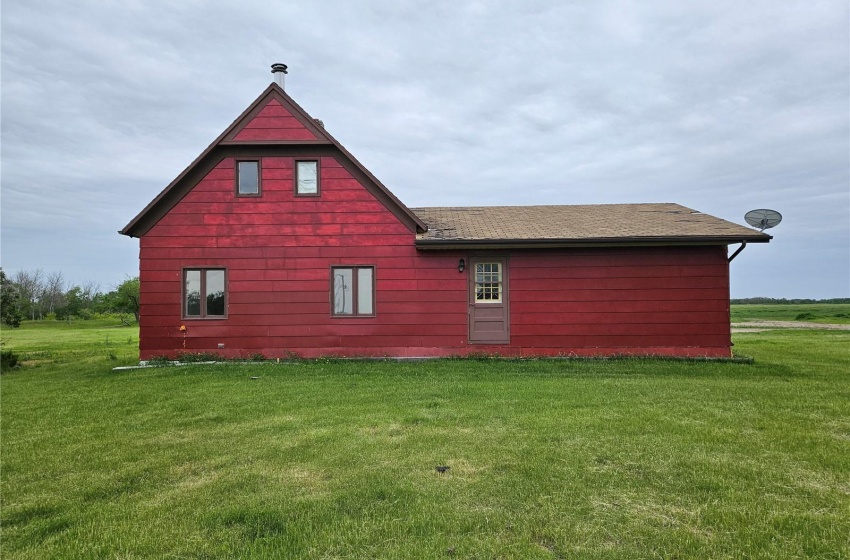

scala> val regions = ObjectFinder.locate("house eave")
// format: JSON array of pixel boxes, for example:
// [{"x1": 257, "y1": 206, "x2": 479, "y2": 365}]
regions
[{"x1": 415, "y1": 234, "x2": 772, "y2": 250}]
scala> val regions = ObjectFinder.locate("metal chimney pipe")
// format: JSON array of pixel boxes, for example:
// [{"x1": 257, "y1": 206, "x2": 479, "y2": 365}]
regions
[{"x1": 271, "y1": 63, "x2": 288, "y2": 89}]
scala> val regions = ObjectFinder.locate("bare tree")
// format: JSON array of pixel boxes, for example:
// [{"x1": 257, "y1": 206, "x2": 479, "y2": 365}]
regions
[
  {"x1": 42, "y1": 271, "x2": 66, "y2": 314},
  {"x1": 12, "y1": 268, "x2": 44, "y2": 320},
  {"x1": 80, "y1": 279, "x2": 101, "y2": 305}
]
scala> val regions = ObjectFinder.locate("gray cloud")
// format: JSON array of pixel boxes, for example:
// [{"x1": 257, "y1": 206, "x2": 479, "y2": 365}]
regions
[{"x1": 1, "y1": 0, "x2": 847, "y2": 297}]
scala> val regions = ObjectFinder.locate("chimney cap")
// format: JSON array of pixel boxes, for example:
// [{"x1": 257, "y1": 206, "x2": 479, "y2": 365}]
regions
[{"x1": 271, "y1": 63, "x2": 288, "y2": 75}]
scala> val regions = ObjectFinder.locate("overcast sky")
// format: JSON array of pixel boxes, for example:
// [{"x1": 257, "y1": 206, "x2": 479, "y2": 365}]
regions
[{"x1": 2, "y1": 0, "x2": 848, "y2": 298}]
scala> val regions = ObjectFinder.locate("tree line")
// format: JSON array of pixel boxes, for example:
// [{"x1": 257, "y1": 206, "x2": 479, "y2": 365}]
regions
[
  {"x1": 0, "y1": 268, "x2": 139, "y2": 328},
  {"x1": 730, "y1": 297, "x2": 850, "y2": 305}
]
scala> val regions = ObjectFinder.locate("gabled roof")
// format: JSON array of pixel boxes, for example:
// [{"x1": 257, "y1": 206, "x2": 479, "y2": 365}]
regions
[
  {"x1": 413, "y1": 203, "x2": 771, "y2": 248},
  {"x1": 120, "y1": 83, "x2": 426, "y2": 237}
]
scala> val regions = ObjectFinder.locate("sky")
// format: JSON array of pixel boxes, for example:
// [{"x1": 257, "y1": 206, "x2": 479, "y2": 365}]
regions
[{"x1": 1, "y1": 0, "x2": 848, "y2": 298}]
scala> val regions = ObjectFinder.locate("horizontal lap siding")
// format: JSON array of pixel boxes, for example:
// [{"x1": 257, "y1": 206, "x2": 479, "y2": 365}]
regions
[
  {"x1": 139, "y1": 147, "x2": 731, "y2": 358},
  {"x1": 506, "y1": 247, "x2": 731, "y2": 356},
  {"x1": 139, "y1": 155, "x2": 470, "y2": 358},
  {"x1": 231, "y1": 99, "x2": 319, "y2": 142}
]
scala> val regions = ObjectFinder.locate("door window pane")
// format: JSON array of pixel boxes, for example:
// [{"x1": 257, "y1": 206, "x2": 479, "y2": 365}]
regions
[{"x1": 475, "y1": 262, "x2": 502, "y2": 303}]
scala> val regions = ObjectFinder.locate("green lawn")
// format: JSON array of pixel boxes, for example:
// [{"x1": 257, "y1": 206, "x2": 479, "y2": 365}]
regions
[
  {"x1": 731, "y1": 303, "x2": 850, "y2": 324},
  {"x1": 1, "y1": 319, "x2": 849, "y2": 559}
]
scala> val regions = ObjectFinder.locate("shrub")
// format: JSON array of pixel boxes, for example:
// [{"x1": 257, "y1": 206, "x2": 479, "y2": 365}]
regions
[
  {"x1": 1, "y1": 349, "x2": 20, "y2": 371},
  {"x1": 795, "y1": 312, "x2": 816, "y2": 321},
  {"x1": 176, "y1": 352, "x2": 221, "y2": 363},
  {"x1": 146, "y1": 356, "x2": 172, "y2": 367}
]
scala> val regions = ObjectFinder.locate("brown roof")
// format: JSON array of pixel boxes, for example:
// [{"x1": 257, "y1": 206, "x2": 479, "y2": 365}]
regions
[{"x1": 412, "y1": 203, "x2": 770, "y2": 248}]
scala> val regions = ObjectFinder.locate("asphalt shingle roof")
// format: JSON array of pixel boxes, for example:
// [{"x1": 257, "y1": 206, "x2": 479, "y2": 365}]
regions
[{"x1": 412, "y1": 203, "x2": 770, "y2": 246}]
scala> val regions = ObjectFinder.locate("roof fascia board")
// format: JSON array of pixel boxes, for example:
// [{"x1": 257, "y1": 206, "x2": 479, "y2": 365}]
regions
[{"x1": 415, "y1": 235, "x2": 772, "y2": 250}]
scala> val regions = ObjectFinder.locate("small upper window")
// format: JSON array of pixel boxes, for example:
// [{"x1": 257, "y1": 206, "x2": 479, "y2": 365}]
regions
[
  {"x1": 237, "y1": 160, "x2": 260, "y2": 196},
  {"x1": 295, "y1": 160, "x2": 319, "y2": 196}
]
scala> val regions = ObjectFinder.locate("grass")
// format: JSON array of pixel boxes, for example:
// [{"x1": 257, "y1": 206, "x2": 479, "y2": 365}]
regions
[
  {"x1": 731, "y1": 303, "x2": 850, "y2": 324},
  {"x1": 1, "y1": 318, "x2": 849, "y2": 558},
  {"x1": 0, "y1": 318, "x2": 140, "y2": 367}
]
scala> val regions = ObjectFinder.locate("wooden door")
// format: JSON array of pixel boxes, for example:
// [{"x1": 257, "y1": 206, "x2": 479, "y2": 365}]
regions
[{"x1": 468, "y1": 258, "x2": 509, "y2": 344}]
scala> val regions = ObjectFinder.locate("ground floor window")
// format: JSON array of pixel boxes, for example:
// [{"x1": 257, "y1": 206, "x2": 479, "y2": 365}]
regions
[
  {"x1": 184, "y1": 268, "x2": 226, "y2": 318},
  {"x1": 331, "y1": 266, "x2": 374, "y2": 316}
]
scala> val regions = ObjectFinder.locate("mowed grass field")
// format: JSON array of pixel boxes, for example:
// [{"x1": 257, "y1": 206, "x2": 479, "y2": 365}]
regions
[
  {"x1": 731, "y1": 303, "x2": 850, "y2": 324},
  {"x1": 1, "y1": 309, "x2": 849, "y2": 559}
]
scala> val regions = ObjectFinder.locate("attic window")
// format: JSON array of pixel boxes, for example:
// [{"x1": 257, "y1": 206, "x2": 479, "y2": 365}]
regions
[
  {"x1": 295, "y1": 159, "x2": 319, "y2": 196},
  {"x1": 236, "y1": 160, "x2": 260, "y2": 196}
]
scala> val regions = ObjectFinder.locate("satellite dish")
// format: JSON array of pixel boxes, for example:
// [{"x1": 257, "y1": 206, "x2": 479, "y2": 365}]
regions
[{"x1": 745, "y1": 209, "x2": 782, "y2": 231}]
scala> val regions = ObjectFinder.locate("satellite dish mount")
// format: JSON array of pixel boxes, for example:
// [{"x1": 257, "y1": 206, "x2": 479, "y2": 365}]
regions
[{"x1": 729, "y1": 208, "x2": 782, "y2": 263}]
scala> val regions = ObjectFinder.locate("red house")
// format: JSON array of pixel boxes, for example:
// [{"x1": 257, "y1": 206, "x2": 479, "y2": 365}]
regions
[{"x1": 120, "y1": 66, "x2": 770, "y2": 360}]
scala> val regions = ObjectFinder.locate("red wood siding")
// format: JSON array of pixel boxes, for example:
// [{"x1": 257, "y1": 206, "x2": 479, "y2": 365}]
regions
[
  {"x1": 231, "y1": 99, "x2": 319, "y2": 142},
  {"x1": 504, "y1": 247, "x2": 731, "y2": 356},
  {"x1": 141, "y1": 164, "x2": 730, "y2": 359},
  {"x1": 140, "y1": 154, "x2": 469, "y2": 359},
  {"x1": 140, "y1": 155, "x2": 733, "y2": 363}
]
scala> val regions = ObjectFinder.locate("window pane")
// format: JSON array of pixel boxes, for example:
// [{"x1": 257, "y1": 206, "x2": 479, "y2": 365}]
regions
[
  {"x1": 205, "y1": 270, "x2": 225, "y2": 316},
  {"x1": 238, "y1": 161, "x2": 259, "y2": 194},
  {"x1": 474, "y1": 262, "x2": 501, "y2": 303},
  {"x1": 333, "y1": 268, "x2": 353, "y2": 315},
  {"x1": 357, "y1": 268, "x2": 373, "y2": 315},
  {"x1": 297, "y1": 161, "x2": 318, "y2": 194},
  {"x1": 185, "y1": 270, "x2": 201, "y2": 316}
]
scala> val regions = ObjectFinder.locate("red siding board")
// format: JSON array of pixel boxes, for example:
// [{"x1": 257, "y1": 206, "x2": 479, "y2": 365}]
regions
[
  {"x1": 511, "y1": 264, "x2": 727, "y2": 280},
  {"x1": 233, "y1": 128, "x2": 317, "y2": 141},
  {"x1": 321, "y1": 167, "x2": 358, "y2": 179},
  {"x1": 511, "y1": 311, "x2": 730, "y2": 326},
  {"x1": 507, "y1": 334, "x2": 730, "y2": 348},
  {"x1": 228, "y1": 291, "x2": 328, "y2": 305},
  {"x1": 512, "y1": 322, "x2": 728, "y2": 337},
  {"x1": 227, "y1": 101, "x2": 320, "y2": 142},
  {"x1": 512, "y1": 300, "x2": 727, "y2": 315},
  {"x1": 262, "y1": 168, "x2": 293, "y2": 180},
  {"x1": 514, "y1": 277, "x2": 727, "y2": 291},
  {"x1": 252, "y1": 103, "x2": 290, "y2": 118},
  {"x1": 512, "y1": 288, "x2": 726, "y2": 302},
  {"x1": 511, "y1": 248, "x2": 724, "y2": 268},
  {"x1": 243, "y1": 116, "x2": 306, "y2": 129}
]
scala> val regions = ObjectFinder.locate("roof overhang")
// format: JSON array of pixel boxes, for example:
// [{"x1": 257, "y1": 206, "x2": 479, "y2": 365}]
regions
[{"x1": 415, "y1": 234, "x2": 772, "y2": 250}]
